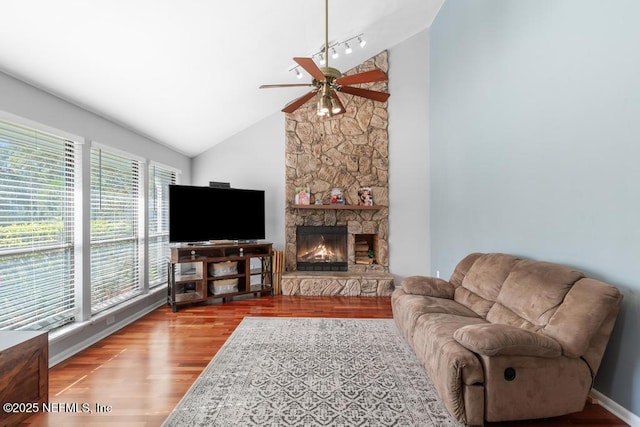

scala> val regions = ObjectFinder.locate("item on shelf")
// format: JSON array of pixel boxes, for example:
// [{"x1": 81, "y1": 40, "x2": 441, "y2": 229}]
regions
[
  {"x1": 209, "y1": 278, "x2": 239, "y2": 295},
  {"x1": 294, "y1": 185, "x2": 311, "y2": 205},
  {"x1": 330, "y1": 188, "x2": 345, "y2": 205},
  {"x1": 209, "y1": 261, "x2": 238, "y2": 277},
  {"x1": 357, "y1": 187, "x2": 374, "y2": 206}
]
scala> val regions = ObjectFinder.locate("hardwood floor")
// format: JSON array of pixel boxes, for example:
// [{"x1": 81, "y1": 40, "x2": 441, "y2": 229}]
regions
[{"x1": 21, "y1": 295, "x2": 626, "y2": 426}]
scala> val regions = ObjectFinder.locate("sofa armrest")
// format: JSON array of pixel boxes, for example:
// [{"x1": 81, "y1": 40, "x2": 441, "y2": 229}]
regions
[
  {"x1": 401, "y1": 276, "x2": 455, "y2": 299},
  {"x1": 454, "y1": 323, "x2": 562, "y2": 358}
]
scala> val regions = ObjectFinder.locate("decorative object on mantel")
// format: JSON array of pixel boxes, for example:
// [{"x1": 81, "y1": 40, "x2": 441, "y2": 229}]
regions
[
  {"x1": 294, "y1": 185, "x2": 310, "y2": 205},
  {"x1": 259, "y1": 0, "x2": 390, "y2": 117},
  {"x1": 163, "y1": 318, "x2": 461, "y2": 427},
  {"x1": 357, "y1": 186, "x2": 373, "y2": 206},
  {"x1": 330, "y1": 188, "x2": 345, "y2": 205}
]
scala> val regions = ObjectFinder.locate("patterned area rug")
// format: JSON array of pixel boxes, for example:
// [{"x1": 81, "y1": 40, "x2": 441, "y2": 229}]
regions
[{"x1": 163, "y1": 317, "x2": 461, "y2": 426}]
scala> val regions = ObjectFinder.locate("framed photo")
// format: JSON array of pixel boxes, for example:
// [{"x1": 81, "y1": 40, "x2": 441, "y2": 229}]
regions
[
  {"x1": 358, "y1": 187, "x2": 373, "y2": 206},
  {"x1": 330, "y1": 188, "x2": 345, "y2": 205},
  {"x1": 294, "y1": 186, "x2": 310, "y2": 205}
]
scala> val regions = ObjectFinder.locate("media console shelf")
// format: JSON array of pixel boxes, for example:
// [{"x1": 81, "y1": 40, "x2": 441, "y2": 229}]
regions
[{"x1": 167, "y1": 242, "x2": 273, "y2": 312}]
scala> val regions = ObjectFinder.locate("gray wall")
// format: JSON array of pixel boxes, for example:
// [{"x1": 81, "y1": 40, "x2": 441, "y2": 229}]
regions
[
  {"x1": 192, "y1": 34, "x2": 432, "y2": 281},
  {"x1": 430, "y1": 0, "x2": 639, "y2": 416}
]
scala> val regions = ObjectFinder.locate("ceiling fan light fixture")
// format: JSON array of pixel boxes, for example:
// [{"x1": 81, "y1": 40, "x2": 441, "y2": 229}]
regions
[
  {"x1": 330, "y1": 97, "x2": 342, "y2": 114},
  {"x1": 317, "y1": 96, "x2": 331, "y2": 116}
]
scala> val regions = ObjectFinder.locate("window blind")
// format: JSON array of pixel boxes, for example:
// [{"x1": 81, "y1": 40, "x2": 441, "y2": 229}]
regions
[
  {"x1": 0, "y1": 119, "x2": 76, "y2": 331},
  {"x1": 90, "y1": 147, "x2": 142, "y2": 313},
  {"x1": 148, "y1": 165, "x2": 175, "y2": 288}
]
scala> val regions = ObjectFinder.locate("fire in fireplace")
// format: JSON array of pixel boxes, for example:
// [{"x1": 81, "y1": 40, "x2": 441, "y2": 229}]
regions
[{"x1": 296, "y1": 226, "x2": 347, "y2": 271}]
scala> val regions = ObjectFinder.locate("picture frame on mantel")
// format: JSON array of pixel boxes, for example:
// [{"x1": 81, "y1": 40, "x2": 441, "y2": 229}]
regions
[
  {"x1": 294, "y1": 186, "x2": 310, "y2": 205},
  {"x1": 358, "y1": 187, "x2": 374, "y2": 206},
  {"x1": 330, "y1": 188, "x2": 345, "y2": 205}
]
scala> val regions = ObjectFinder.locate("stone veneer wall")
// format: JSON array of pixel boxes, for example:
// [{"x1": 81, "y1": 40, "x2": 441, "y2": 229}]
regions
[{"x1": 284, "y1": 51, "x2": 389, "y2": 274}]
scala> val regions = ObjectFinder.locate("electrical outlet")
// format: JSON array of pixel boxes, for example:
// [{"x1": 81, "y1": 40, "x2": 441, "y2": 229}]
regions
[{"x1": 106, "y1": 315, "x2": 115, "y2": 326}]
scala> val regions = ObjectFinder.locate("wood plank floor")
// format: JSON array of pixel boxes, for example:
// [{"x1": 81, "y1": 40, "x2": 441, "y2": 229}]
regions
[{"x1": 21, "y1": 295, "x2": 627, "y2": 426}]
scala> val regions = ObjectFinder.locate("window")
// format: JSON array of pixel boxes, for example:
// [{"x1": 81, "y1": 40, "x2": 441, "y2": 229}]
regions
[
  {"x1": 90, "y1": 147, "x2": 142, "y2": 313},
  {"x1": 0, "y1": 119, "x2": 77, "y2": 330},
  {"x1": 148, "y1": 164, "x2": 176, "y2": 288}
]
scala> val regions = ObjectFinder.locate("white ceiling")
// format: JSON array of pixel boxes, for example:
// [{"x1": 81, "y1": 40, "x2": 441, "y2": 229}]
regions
[{"x1": 0, "y1": 0, "x2": 443, "y2": 157}]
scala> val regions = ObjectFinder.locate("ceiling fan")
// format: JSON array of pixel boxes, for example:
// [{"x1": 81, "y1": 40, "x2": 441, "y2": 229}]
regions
[{"x1": 259, "y1": 0, "x2": 390, "y2": 117}]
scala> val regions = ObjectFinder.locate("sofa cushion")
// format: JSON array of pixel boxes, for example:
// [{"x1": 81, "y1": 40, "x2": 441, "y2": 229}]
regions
[
  {"x1": 487, "y1": 260, "x2": 583, "y2": 331},
  {"x1": 392, "y1": 289, "x2": 480, "y2": 345},
  {"x1": 455, "y1": 253, "x2": 521, "y2": 318},
  {"x1": 543, "y1": 278, "x2": 622, "y2": 358},
  {"x1": 401, "y1": 276, "x2": 454, "y2": 298},
  {"x1": 454, "y1": 323, "x2": 562, "y2": 357},
  {"x1": 449, "y1": 252, "x2": 483, "y2": 288},
  {"x1": 412, "y1": 312, "x2": 487, "y2": 423}
]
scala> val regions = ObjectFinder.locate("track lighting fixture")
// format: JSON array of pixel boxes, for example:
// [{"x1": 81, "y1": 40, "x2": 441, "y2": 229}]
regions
[{"x1": 301, "y1": 33, "x2": 367, "y2": 69}]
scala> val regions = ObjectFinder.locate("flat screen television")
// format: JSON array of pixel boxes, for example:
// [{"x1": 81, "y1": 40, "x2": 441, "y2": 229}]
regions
[{"x1": 169, "y1": 185, "x2": 265, "y2": 243}]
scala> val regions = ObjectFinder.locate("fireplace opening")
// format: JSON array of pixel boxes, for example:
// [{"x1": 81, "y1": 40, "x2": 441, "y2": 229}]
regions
[{"x1": 296, "y1": 226, "x2": 348, "y2": 271}]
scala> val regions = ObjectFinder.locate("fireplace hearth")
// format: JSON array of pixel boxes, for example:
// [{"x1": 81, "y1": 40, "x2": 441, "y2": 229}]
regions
[{"x1": 296, "y1": 226, "x2": 348, "y2": 271}]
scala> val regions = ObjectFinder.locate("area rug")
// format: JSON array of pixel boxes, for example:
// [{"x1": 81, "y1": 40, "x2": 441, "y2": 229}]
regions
[{"x1": 163, "y1": 317, "x2": 461, "y2": 426}]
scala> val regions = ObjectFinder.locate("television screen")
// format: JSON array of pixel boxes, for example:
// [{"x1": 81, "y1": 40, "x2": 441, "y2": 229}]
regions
[{"x1": 169, "y1": 185, "x2": 266, "y2": 243}]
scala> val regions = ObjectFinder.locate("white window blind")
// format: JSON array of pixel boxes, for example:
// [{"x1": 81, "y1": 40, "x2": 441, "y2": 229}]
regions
[
  {"x1": 0, "y1": 119, "x2": 76, "y2": 331},
  {"x1": 148, "y1": 165, "x2": 176, "y2": 288},
  {"x1": 90, "y1": 147, "x2": 142, "y2": 313}
]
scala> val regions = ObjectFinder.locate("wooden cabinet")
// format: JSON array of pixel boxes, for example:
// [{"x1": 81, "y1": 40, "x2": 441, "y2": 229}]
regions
[
  {"x1": 0, "y1": 331, "x2": 48, "y2": 426},
  {"x1": 168, "y1": 242, "x2": 273, "y2": 312}
]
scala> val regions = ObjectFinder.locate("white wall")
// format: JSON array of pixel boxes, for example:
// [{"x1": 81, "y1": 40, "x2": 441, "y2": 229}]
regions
[
  {"x1": 430, "y1": 0, "x2": 640, "y2": 419},
  {"x1": 0, "y1": 72, "x2": 190, "y2": 174},
  {"x1": 388, "y1": 29, "x2": 431, "y2": 281},
  {"x1": 192, "y1": 113, "x2": 286, "y2": 250},
  {"x1": 192, "y1": 35, "x2": 432, "y2": 278}
]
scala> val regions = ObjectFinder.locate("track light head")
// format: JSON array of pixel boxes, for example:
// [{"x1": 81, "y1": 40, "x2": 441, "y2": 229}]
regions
[
  {"x1": 358, "y1": 36, "x2": 366, "y2": 48},
  {"x1": 344, "y1": 42, "x2": 352, "y2": 54}
]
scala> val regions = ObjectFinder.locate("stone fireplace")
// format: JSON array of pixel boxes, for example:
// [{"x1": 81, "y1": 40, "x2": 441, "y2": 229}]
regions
[{"x1": 282, "y1": 51, "x2": 394, "y2": 297}]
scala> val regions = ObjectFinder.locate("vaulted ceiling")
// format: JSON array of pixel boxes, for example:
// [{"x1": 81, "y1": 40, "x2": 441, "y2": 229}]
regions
[{"x1": 0, "y1": 1, "x2": 442, "y2": 157}]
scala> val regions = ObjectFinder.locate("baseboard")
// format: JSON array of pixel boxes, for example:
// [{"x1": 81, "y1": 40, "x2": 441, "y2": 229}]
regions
[{"x1": 590, "y1": 389, "x2": 640, "y2": 427}]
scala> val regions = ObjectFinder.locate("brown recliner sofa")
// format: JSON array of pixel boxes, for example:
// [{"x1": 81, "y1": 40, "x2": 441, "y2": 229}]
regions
[{"x1": 391, "y1": 253, "x2": 623, "y2": 426}]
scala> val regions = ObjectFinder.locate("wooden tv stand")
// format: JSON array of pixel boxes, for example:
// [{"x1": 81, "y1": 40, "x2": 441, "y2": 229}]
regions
[{"x1": 167, "y1": 242, "x2": 273, "y2": 312}]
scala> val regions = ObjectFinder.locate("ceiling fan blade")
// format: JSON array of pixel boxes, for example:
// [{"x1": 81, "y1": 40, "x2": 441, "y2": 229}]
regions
[
  {"x1": 331, "y1": 92, "x2": 346, "y2": 115},
  {"x1": 259, "y1": 83, "x2": 314, "y2": 89},
  {"x1": 335, "y1": 69, "x2": 388, "y2": 86},
  {"x1": 339, "y1": 86, "x2": 390, "y2": 103},
  {"x1": 294, "y1": 57, "x2": 326, "y2": 81},
  {"x1": 282, "y1": 91, "x2": 317, "y2": 113}
]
